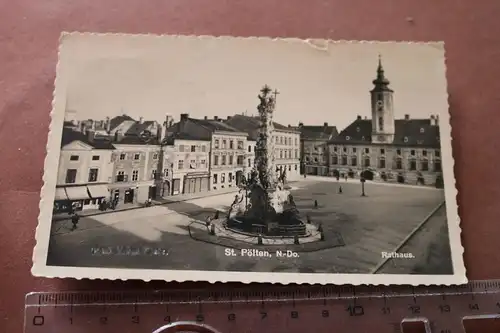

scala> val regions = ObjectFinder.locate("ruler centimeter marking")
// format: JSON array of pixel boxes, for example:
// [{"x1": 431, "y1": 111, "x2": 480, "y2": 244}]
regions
[{"x1": 24, "y1": 280, "x2": 500, "y2": 333}]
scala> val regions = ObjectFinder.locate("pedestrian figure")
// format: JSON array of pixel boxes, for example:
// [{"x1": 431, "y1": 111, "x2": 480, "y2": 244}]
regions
[
  {"x1": 306, "y1": 214, "x2": 312, "y2": 224},
  {"x1": 210, "y1": 223, "x2": 216, "y2": 235},
  {"x1": 314, "y1": 200, "x2": 318, "y2": 209},
  {"x1": 338, "y1": 186, "x2": 343, "y2": 194},
  {"x1": 257, "y1": 234, "x2": 263, "y2": 245},
  {"x1": 303, "y1": 173, "x2": 306, "y2": 179},
  {"x1": 336, "y1": 175, "x2": 340, "y2": 181},
  {"x1": 320, "y1": 231, "x2": 325, "y2": 241},
  {"x1": 317, "y1": 223, "x2": 323, "y2": 232},
  {"x1": 71, "y1": 213, "x2": 80, "y2": 231},
  {"x1": 294, "y1": 235, "x2": 300, "y2": 245},
  {"x1": 214, "y1": 210, "x2": 219, "y2": 220}
]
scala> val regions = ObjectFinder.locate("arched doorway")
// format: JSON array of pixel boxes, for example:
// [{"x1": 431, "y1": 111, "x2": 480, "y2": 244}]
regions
[
  {"x1": 162, "y1": 181, "x2": 171, "y2": 197},
  {"x1": 236, "y1": 170, "x2": 244, "y2": 186}
]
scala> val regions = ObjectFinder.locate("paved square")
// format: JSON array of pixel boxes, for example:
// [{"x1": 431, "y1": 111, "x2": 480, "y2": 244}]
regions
[{"x1": 47, "y1": 178, "x2": 451, "y2": 274}]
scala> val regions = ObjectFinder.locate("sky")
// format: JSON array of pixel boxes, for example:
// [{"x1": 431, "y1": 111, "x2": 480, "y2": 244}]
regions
[{"x1": 60, "y1": 34, "x2": 448, "y2": 131}]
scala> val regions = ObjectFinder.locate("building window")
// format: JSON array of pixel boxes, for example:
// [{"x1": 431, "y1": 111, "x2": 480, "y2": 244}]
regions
[
  {"x1": 421, "y1": 160, "x2": 429, "y2": 171},
  {"x1": 191, "y1": 145, "x2": 196, "y2": 152},
  {"x1": 236, "y1": 141, "x2": 243, "y2": 149},
  {"x1": 422, "y1": 150, "x2": 427, "y2": 157},
  {"x1": 364, "y1": 157, "x2": 370, "y2": 167},
  {"x1": 333, "y1": 147, "x2": 338, "y2": 152},
  {"x1": 364, "y1": 148, "x2": 370, "y2": 154},
  {"x1": 410, "y1": 150, "x2": 415, "y2": 156},
  {"x1": 380, "y1": 149, "x2": 385, "y2": 155},
  {"x1": 288, "y1": 165, "x2": 291, "y2": 171},
  {"x1": 305, "y1": 156, "x2": 310, "y2": 163},
  {"x1": 88, "y1": 168, "x2": 98, "y2": 182},
  {"x1": 221, "y1": 173, "x2": 226, "y2": 183},
  {"x1": 222, "y1": 140, "x2": 227, "y2": 149},
  {"x1": 116, "y1": 170, "x2": 125, "y2": 182},
  {"x1": 120, "y1": 153, "x2": 126, "y2": 160},
  {"x1": 65, "y1": 169, "x2": 77, "y2": 183},
  {"x1": 295, "y1": 164, "x2": 298, "y2": 170},
  {"x1": 214, "y1": 156, "x2": 219, "y2": 166},
  {"x1": 343, "y1": 147, "x2": 347, "y2": 153},
  {"x1": 70, "y1": 155, "x2": 79, "y2": 161},
  {"x1": 434, "y1": 160, "x2": 442, "y2": 172},
  {"x1": 229, "y1": 141, "x2": 234, "y2": 149},
  {"x1": 134, "y1": 153, "x2": 140, "y2": 160},
  {"x1": 435, "y1": 150, "x2": 440, "y2": 157},
  {"x1": 228, "y1": 173, "x2": 233, "y2": 182},
  {"x1": 213, "y1": 174, "x2": 218, "y2": 184},
  {"x1": 379, "y1": 158, "x2": 386, "y2": 168},
  {"x1": 295, "y1": 149, "x2": 298, "y2": 158},
  {"x1": 397, "y1": 149, "x2": 401, "y2": 155},
  {"x1": 131, "y1": 169, "x2": 138, "y2": 181},
  {"x1": 201, "y1": 159, "x2": 206, "y2": 165},
  {"x1": 280, "y1": 151, "x2": 283, "y2": 159},
  {"x1": 222, "y1": 156, "x2": 227, "y2": 165},
  {"x1": 163, "y1": 169, "x2": 169, "y2": 177},
  {"x1": 151, "y1": 169, "x2": 157, "y2": 180},
  {"x1": 314, "y1": 157, "x2": 318, "y2": 163},
  {"x1": 178, "y1": 160, "x2": 184, "y2": 169},
  {"x1": 248, "y1": 158, "x2": 252, "y2": 167},
  {"x1": 248, "y1": 145, "x2": 251, "y2": 152},
  {"x1": 342, "y1": 156, "x2": 348, "y2": 165},
  {"x1": 153, "y1": 153, "x2": 158, "y2": 160},
  {"x1": 237, "y1": 156, "x2": 244, "y2": 165},
  {"x1": 352, "y1": 148, "x2": 357, "y2": 153},
  {"x1": 295, "y1": 138, "x2": 298, "y2": 145},
  {"x1": 229, "y1": 155, "x2": 234, "y2": 165},
  {"x1": 190, "y1": 159, "x2": 196, "y2": 169},
  {"x1": 396, "y1": 158, "x2": 402, "y2": 170},
  {"x1": 179, "y1": 145, "x2": 185, "y2": 152},
  {"x1": 332, "y1": 155, "x2": 338, "y2": 165},
  {"x1": 409, "y1": 160, "x2": 417, "y2": 171},
  {"x1": 201, "y1": 145, "x2": 206, "y2": 152},
  {"x1": 378, "y1": 117, "x2": 383, "y2": 131},
  {"x1": 351, "y1": 156, "x2": 357, "y2": 166},
  {"x1": 92, "y1": 155, "x2": 100, "y2": 161},
  {"x1": 215, "y1": 140, "x2": 220, "y2": 149}
]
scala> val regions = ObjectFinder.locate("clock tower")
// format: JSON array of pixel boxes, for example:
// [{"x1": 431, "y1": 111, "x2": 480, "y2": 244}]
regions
[{"x1": 370, "y1": 55, "x2": 395, "y2": 144}]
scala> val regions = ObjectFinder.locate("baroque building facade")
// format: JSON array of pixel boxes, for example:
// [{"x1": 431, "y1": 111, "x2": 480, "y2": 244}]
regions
[
  {"x1": 327, "y1": 57, "x2": 443, "y2": 186},
  {"x1": 298, "y1": 122, "x2": 338, "y2": 176}
]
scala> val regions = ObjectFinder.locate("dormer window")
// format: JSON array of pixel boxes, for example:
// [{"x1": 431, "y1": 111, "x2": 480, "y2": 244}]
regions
[
  {"x1": 356, "y1": 127, "x2": 360, "y2": 132},
  {"x1": 361, "y1": 136, "x2": 365, "y2": 141},
  {"x1": 420, "y1": 127, "x2": 425, "y2": 133},
  {"x1": 346, "y1": 136, "x2": 351, "y2": 140},
  {"x1": 404, "y1": 137, "x2": 409, "y2": 143}
]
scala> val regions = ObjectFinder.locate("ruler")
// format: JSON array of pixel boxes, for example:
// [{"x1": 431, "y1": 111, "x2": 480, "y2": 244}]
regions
[{"x1": 24, "y1": 280, "x2": 500, "y2": 333}]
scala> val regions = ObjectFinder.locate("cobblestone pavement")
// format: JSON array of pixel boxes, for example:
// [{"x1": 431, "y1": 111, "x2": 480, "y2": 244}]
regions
[{"x1": 47, "y1": 179, "x2": 451, "y2": 274}]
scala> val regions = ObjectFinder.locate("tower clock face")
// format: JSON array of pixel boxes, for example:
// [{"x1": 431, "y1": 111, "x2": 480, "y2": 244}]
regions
[{"x1": 376, "y1": 100, "x2": 384, "y2": 111}]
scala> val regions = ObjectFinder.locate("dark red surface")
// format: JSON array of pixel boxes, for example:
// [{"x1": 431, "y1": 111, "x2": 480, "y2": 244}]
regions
[{"x1": 1, "y1": 0, "x2": 500, "y2": 332}]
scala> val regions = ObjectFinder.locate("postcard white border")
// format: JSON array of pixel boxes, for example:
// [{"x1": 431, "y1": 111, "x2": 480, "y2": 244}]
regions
[{"x1": 32, "y1": 32, "x2": 466, "y2": 285}]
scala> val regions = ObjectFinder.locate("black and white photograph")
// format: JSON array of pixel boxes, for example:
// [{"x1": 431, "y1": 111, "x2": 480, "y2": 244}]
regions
[{"x1": 32, "y1": 33, "x2": 465, "y2": 284}]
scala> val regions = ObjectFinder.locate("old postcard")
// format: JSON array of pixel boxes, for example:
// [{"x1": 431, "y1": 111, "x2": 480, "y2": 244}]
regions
[{"x1": 32, "y1": 33, "x2": 466, "y2": 285}]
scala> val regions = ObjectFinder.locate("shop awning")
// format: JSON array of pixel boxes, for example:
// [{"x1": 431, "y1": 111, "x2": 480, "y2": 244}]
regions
[
  {"x1": 86, "y1": 184, "x2": 109, "y2": 199},
  {"x1": 65, "y1": 186, "x2": 91, "y2": 200},
  {"x1": 54, "y1": 187, "x2": 68, "y2": 201}
]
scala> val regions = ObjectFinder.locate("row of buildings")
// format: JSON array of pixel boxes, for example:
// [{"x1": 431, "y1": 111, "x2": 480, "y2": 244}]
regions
[
  {"x1": 54, "y1": 113, "x2": 302, "y2": 213},
  {"x1": 300, "y1": 57, "x2": 443, "y2": 187},
  {"x1": 54, "y1": 58, "x2": 444, "y2": 214}
]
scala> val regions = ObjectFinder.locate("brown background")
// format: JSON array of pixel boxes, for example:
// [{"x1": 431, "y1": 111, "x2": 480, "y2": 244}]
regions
[{"x1": 1, "y1": 0, "x2": 499, "y2": 332}]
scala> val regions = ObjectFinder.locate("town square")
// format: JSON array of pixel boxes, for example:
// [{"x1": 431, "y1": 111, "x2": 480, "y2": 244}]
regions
[{"x1": 47, "y1": 176, "x2": 450, "y2": 275}]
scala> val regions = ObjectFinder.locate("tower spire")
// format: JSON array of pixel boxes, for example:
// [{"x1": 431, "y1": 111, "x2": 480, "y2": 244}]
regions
[{"x1": 371, "y1": 55, "x2": 392, "y2": 92}]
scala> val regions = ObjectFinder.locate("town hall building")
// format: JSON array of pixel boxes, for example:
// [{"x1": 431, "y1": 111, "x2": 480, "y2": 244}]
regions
[{"x1": 327, "y1": 57, "x2": 443, "y2": 186}]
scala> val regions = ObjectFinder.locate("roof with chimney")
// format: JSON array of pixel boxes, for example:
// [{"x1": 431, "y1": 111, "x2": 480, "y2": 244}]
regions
[
  {"x1": 165, "y1": 115, "x2": 247, "y2": 142},
  {"x1": 109, "y1": 115, "x2": 135, "y2": 131},
  {"x1": 299, "y1": 124, "x2": 339, "y2": 141},
  {"x1": 224, "y1": 114, "x2": 298, "y2": 140},
  {"x1": 329, "y1": 117, "x2": 440, "y2": 148},
  {"x1": 124, "y1": 120, "x2": 156, "y2": 136},
  {"x1": 61, "y1": 127, "x2": 115, "y2": 149}
]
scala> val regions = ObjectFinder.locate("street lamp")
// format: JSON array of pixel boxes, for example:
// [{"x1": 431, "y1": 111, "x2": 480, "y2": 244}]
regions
[{"x1": 360, "y1": 176, "x2": 366, "y2": 196}]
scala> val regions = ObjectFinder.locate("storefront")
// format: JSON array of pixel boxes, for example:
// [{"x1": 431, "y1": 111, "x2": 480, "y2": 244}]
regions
[
  {"x1": 183, "y1": 172, "x2": 210, "y2": 194},
  {"x1": 53, "y1": 184, "x2": 109, "y2": 213}
]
